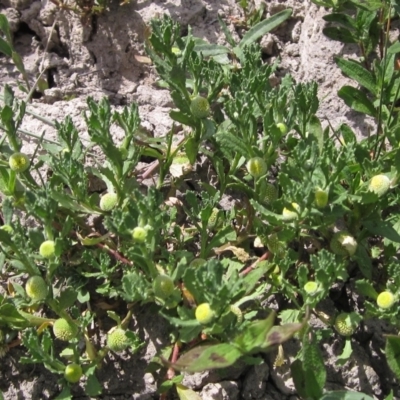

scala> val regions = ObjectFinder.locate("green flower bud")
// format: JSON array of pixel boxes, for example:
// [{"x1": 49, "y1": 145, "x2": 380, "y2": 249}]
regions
[
  {"x1": 132, "y1": 227, "x2": 147, "y2": 243},
  {"x1": 282, "y1": 203, "x2": 300, "y2": 221},
  {"x1": 39, "y1": 240, "x2": 56, "y2": 258},
  {"x1": 304, "y1": 281, "x2": 319, "y2": 295},
  {"x1": 315, "y1": 188, "x2": 328, "y2": 208},
  {"x1": 207, "y1": 208, "x2": 219, "y2": 229},
  {"x1": 53, "y1": 318, "x2": 78, "y2": 341},
  {"x1": 190, "y1": 96, "x2": 210, "y2": 119},
  {"x1": 99, "y1": 192, "x2": 118, "y2": 211},
  {"x1": 368, "y1": 174, "x2": 391, "y2": 197},
  {"x1": 195, "y1": 303, "x2": 215, "y2": 325},
  {"x1": 64, "y1": 363, "x2": 83, "y2": 383},
  {"x1": 0, "y1": 225, "x2": 13, "y2": 234},
  {"x1": 107, "y1": 328, "x2": 129, "y2": 352},
  {"x1": 334, "y1": 313, "x2": 355, "y2": 337},
  {"x1": 330, "y1": 232, "x2": 357, "y2": 257},
  {"x1": 246, "y1": 157, "x2": 267, "y2": 178},
  {"x1": 377, "y1": 291, "x2": 396, "y2": 309},
  {"x1": 153, "y1": 275, "x2": 174, "y2": 299},
  {"x1": 9, "y1": 152, "x2": 30, "y2": 172},
  {"x1": 25, "y1": 276, "x2": 48, "y2": 301},
  {"x1": 276, "y1": 122, "x2": 288, "y2": 135}
]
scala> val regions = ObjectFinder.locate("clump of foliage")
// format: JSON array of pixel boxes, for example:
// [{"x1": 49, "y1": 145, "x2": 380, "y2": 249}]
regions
[{"x1": 0, "y1": 0, "x2": 400, "y2": 399}]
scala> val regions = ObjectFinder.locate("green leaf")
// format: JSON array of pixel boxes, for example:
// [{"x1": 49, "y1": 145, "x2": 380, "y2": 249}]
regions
[
  {"x1": 194, "y1": 44, "x2": 230, "y2": 57},
  {"x1": 176, "y1": 383, "x2": 203, "y2": 400},
  {"x1": 355, "y1": 279, "x2": 378, "y2": 300},
  {"x1": 0, "y1": 14, "x2": 12, "y2": 44},
  {"x1": 337, "y1": 338, "x2": 353, "y2": 365},
  {"x1": 170, "y1": 110, "x2": 195, "y2": 126},
  {"x1": 0, "y1": 37, "x2": 12, "y2": 57},
  {"x1": 335, "y1": 58, "x2": 376, "y2": 94},
  {"x1": 385, "y1": 335, "x2": 400, "y2": 380},
  {"x1": 53, "y1": 386, "x2": 72, "y2": 400},
  {"x1": 323, "y1": 13, "x2": 356, "y2": 30},
  {"x1": 57, "y1": 287, "x2": 78, "y2": 310},
  {"x1": 234, "y1": 312, "x2": 276, "y2": 353},
  {"x1": 170, "y1": 343, "x2": 243, "y2": 372},
  {"x1": 323, "y1": 27, "x2": 357, "y2": 43},
  {"x1": 238, "y1": 9, "x2": 292, "y2": 49},
  {"x1": 338, "y1": 86, "x2": 376, "y2": 116},
  {"x1": 364, "y1": 220, "x2": 400, "y2": 243},
  {"x1": 85, "y1": 374, "x2": 102, "y2": 397},
  {"x1": 319, "y1": 391, "x2": 375, "y2": 400},
  {"x1": 0, "y1": 304, "x2": 29, "y2": 329}
]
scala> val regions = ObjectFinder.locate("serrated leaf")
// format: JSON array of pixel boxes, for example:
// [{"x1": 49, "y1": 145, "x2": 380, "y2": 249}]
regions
[
  {"x1": 335, "y1": 58, "x2": 376, "y2": 94},
  {"x1": 216, "y1": 131, "x2": 248, "y2": 158},
  {"x1": 239, "y1": 9, "x2": 292, "y2": 49},
  {"x1": 385, "y1": 335, "x2": 400, "y2": 380},
  {"x1": 338, "y1": 86, "x2": 376, "y2": 116},
  {"x1": 176, "y1": 384, "x2": 202, "y2": 400}
]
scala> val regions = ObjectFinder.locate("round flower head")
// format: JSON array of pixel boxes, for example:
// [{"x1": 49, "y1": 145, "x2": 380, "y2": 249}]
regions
[
  {"x1": 330, "y1": 232, "x2": 357, "y2": 257},
  {"x1": 314, "y1": 188, "x2": 328, "y2": 208},
  {"x1": 53, "y1": 318, "x2": 78, "y2": 341},
  {"x1": 246, "y1": 157, "x2": 267, "y2": 178},
  {"x1": 195, "y1": 303, "x2": 215, "y2": 325},
  {"x1": 39, "y1": 240, "x2": 56, "y2": 258},
  {"x1": 377, "y1": 291, "x2": 395, "y2": 309},
  {"x1": 304, "y1": 281, "x2": 319, "y2": 295},
  {"x1": 153, "y1": 275, "x2": 174, "y2": 299},
  {"x1": 9, "y1": 152, "x2": 30, "y2": 172},
  {"x1": 26, "y1": 276, "x2": 48, "y2": 301},
  {"x1": 368, "y1": 174, "x2": 391, "y2": 197},
  {"x1": 99, "y1": 192, "x2": 118, "y2": 211},
  {"x1": 132, "y1": 227, "x2": 147, "y2": 243},
  {"x1": 107, "y1": 328, "x2": 129, "y2": 352},
  {"x1": 334, "y1": 313, "x2": 355, "y2": 337},
  {"x1": 64, "y1": 363, "x2": 83, "y2": 383},
  {"x1": 190, "y1": 96, "x2": 210, "y2": 119},
  {"x1": 282, "y1": 203, "x2": 300, "y2": 221}
]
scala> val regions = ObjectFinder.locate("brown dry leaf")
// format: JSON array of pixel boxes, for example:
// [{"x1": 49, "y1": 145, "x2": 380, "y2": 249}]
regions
[
  {"x1": 134, "y1": 54, "x2": 152, "y2": 64},
  {"x1": 214, "y1": 244, "x2": 250, "y2": 262}
]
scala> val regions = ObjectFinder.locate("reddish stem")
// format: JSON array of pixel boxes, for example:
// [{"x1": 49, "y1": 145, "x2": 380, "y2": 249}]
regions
[{"x1": 239, "y1": 251, "x2": 269, "y2": 276}]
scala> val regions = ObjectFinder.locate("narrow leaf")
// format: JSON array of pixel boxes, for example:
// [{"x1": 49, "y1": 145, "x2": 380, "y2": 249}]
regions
[
  {"x1": 323, "y1": 27, "x2": 357, "y2": 43},
  {"x1": 176, "y1": 384, "x2": 202, "y2": 400},
  {"x1": 385, "y1": 335, "x2": 400, "y2": 380},
  {"x1": 239, "y1": 9, "x2": 292, "y2": 48}
]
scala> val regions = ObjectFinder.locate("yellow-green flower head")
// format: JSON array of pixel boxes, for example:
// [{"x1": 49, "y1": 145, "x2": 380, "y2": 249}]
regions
[
  {"x1": 132, "y1": 226, "x2": 147, "y2": 243},
  {"x1": 304, "y1": 281, "x2": 319, "y2": 295},
  {"x1": 25, "y1": 276, "x2": 48, "y2": 301},
  {"x1": 377, "y1": 291, "x2": 396, "y2": 309},
  {"x1": 53, "y1": 318, "x2": 78, "y2": 341},
  {"x1": 315, "y1": 188, "x2": 328, "y2": 208},
  {"x1": 9, "y1": 152, "x2": 30, "y2": 173},
  {"x1": 153, "y1": 274, "x2": 174, "y2": 299},
  {"x1": 107, "y1": 328, "x2": 129, "y2": 352},
  {"x1": 246, "y1": 157, "x2": 267, "y2": 178},
  {"x1": 64, "y1": 363, "x2": 83, "y2": 383},
  {"x1": 330, "y1": 232, "x2": 357, "y2": 257},
  {"x1": 195, "y1": 303, "x2": 215, "y2": 325},
  {"x1": 368, "y1": 174, "x2": 391, "y2": 197},
  {"x1": 334, "y1": 313, "x2": 355, "y2": 337},
  {"x1": 99, "y1": 192, "x2": 118, "y2": 211},
  {"x1": 276, "y1": 122, "x2": 288, "y2": 135},
  {"x1": 190, "y1": 96, "x2": 210, "y2": 119},
  {"x1": 39, "y1": 240, "x2": 56, "y2": 258},
  {"x1": 282, "y1": 202, "x2": 300, "y2": 221}
]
